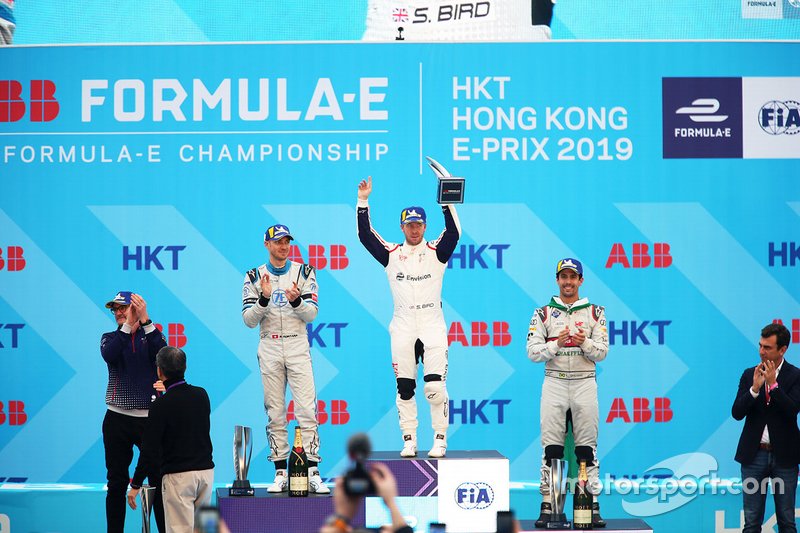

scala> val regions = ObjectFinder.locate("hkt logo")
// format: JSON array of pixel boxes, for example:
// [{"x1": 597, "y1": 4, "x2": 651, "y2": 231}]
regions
[
  {"x1": 606, "y1": 243, "x2": 672, "y2": 269},
  {"x1": 448, "y1": 321, "x2": 511, "y2": 347},
  {"x1": 455, "y1": 482, "x2": 494, "y2": 510},
  {"x1": 287, "y1": 400, "x2": 350, "y2": 425},
  {"x1": 288, "y1": 245, "x2": 348, "y2": 270},
  {"x1": 758, "y1": 101, "x2": 800, "y2": 135},
  {"x1": 307, "y1": 322, "x2": 346, "y2": 348},
  {"x1": 449, "y1": 399, "x2": 511, "y2": 424},
  {"x1": 155, "y1": 323, "x2": 187, "y2": 348},
  {"x1": 0, "y1": 323, "x2": 24, "y2": 348},
  {"x1": 447, "y1": 244, "x2": 510, "y2": 269},
  {"x1": 609, "y1": 320, "x2": 670, "y2": 346},
  {"x1": 773, "y1": 318, "x2": 800, "y2": 344},
  {"x1": 0, "y1": 401, "x2": 27, "y2": 426},
  {"x1": 606, "y1": 398, "x2": 673, "y2": 423},
  {"x1": 0, "y1": 247, "x2": 26, "y2": 271},
  {"x1": 0, "y1": 80, "x2": 60, "y2": 122},
  {"x1": 768, "y1": 242, "x2": 800, "y2": 267},
  {"x1": 122, "y1": 245, "x2": 186, "y2": 270}
]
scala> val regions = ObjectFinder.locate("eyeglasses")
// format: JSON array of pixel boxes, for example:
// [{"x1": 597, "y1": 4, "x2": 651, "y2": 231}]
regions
[{"x1": 110, "y1": 305, "x2": 129, "y2": 313}]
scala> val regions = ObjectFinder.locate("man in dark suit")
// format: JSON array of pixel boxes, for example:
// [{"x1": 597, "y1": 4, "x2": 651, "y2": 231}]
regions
[{"x1": 732, "y1": 323, "x2": 800, "y2": 533}]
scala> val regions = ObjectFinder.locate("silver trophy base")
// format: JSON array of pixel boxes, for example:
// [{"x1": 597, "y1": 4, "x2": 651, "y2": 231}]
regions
[{"x1": 545, "y1": 513, "x2": 571, "y2": 529}]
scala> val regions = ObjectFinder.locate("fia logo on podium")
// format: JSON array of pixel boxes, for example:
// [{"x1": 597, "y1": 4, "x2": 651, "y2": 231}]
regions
[{"x1": 455, "y1": 482, "x2": 494, "y2": 510}]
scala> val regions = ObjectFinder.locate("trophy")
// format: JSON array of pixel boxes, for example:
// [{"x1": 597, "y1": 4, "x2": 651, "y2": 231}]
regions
[
  {"x1": 546, "y1": 459, "x2": 571, "y2": 529},
  {"x1": 140, "y1": 484, "x2": 156, "y2": 533},
  {"x1": 426, "y1": 156, "x2": 465, "y2": 204},
  {"x1": 230, "y1": 425, "x2": 255, "y2": 496}
]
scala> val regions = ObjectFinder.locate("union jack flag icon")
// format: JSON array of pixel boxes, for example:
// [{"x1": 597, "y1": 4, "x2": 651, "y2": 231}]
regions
[{"x1": 392, "y1": 7, "x2": 408, "y2": 22}]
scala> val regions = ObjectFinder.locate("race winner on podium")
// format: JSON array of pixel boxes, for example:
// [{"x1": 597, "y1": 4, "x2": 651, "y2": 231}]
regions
[{"x1": 356, "y1": 175, "x2": 461, "y2": 458}]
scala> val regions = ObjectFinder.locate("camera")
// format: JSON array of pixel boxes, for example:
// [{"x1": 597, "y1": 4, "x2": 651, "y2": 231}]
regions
[{"x1": 343, "y1": 433, "x2": 376, "y2": 496}]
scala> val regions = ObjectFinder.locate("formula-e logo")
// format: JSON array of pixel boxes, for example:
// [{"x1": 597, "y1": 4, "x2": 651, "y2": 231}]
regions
[
  {"x1": 455, "y1": 482, "x2": 494, "y2": 510},
  {"x1": 759, "y1": 101, "x2": 800, "y2": 135},
  {"x1": 662, "y1": 78, "x2": 743, "y2": 159},
  {"x1": 676, "y1": 98, "x2": 728, "y2": 123}
]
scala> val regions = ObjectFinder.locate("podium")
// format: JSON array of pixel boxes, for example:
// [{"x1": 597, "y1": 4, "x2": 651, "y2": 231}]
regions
[
  {"x1": 217, "y1": 450, "x2": 508, "y2": 533},
  {"x1": 217, "y1": 488, "x2": 364, "y2": 533},
  {"x1": 366, "y1": 450, "x2": 509, "y2": 533}
]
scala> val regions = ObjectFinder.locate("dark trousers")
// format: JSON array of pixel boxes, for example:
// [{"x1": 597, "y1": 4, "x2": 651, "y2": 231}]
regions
[
  {"x1": 103, "y1": 409, "x2": 165, "y2": 533},
  {"x1": 741, "y1": 449, "x2": 799, "y2": 533}
]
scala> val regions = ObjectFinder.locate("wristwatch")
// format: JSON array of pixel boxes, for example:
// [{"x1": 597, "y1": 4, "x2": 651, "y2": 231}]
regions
[{"x1": 139, "y1": 319, "x2": 153, "y2": 327}]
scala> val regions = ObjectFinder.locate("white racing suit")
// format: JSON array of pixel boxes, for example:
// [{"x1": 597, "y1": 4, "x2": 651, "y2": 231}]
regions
[
  {"x1": 242, "y1": 261, "x2": 321, "y2": 463},
  {"x1": 362, "y1": 0, "x2": 554, "y2": 42},
  {"x1": 357, "y1": 199, "x2": 461, "y2": 436},
  {"x1": 527, "y1": 296, "x2": 608, "y2": 496},
  {"x1": 0, "y1": 0, "x2": 14, "y2": 45}
]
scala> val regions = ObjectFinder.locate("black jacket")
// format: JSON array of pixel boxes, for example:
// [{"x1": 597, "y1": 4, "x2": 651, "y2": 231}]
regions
[
  {"x1": 132, "y1": 380, "x2": 214, "y2": 486},
  {"x1": 732, "y1": 360, "x2": 800, "y2": 466}
]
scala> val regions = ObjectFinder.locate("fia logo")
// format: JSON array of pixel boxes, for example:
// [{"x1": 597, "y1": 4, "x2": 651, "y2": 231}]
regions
[{"x1": 455, "y1": 482, "x2": 494, "y2": 510}]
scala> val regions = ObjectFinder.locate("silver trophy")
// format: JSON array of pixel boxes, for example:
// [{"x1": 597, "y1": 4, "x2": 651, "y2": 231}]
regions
[
  {"x1": 426, "y1": 156, "x2": 465, "y2": 204},
  {"x1": 230, "y1": 425, "x2": 255, "y2": 496},
  {"x1": 546, "y1": 459, "x2": 571, "y2": 529},
  {"x1": 140, "y1": 485, "x2": 156, "y2": 533}
]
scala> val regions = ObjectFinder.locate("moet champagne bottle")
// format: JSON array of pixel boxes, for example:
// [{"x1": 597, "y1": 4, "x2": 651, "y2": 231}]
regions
[
  {"x1": 289, "y1": 427, "x2": 309, "y2": 497},
  {"x1": 573, "y1": 460, "x2": 593, "y2": 529}
]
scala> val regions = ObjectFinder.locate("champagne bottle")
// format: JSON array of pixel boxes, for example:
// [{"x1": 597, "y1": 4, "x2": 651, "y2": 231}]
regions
[
  {"x1": 289, "y1": 426, "x2": 309, "y2": 497},
  {"x1": 573, "y1": 460, "x2": 593, "y2": 529}
]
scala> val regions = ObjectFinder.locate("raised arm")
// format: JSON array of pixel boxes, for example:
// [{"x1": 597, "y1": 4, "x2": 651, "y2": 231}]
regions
[
  {"x1": 356, "y1": 176, "x2": 392, "y2": 267},
  {"x1": 431, "y1": 204, "x2": 461, "y2": 263}
]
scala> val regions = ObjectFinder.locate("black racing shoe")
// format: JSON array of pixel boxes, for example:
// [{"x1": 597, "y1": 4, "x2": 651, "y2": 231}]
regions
[
  {"x1": 592, "y1": 501, "x2": 607, "y2": 528},
  {"x1": 534, "y1": 501, "x2": 552, "y2": 528}
]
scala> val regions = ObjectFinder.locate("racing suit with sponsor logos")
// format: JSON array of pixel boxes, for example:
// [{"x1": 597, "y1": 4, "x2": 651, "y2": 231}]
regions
[
  {"x1": 527, "y1": 296, "x2": 608, "y2": 495},
  {"x1": 242, "y1": 260, "x2": 321, "y2": 463},
  {"x1": 357, "y1": 199, "x2": 461, "y2": 435},
  {"x1": 0, "y1": 0, "x2": 14, "y2": 45},
  {"x1": 362, "y1": 0, "x2": 553, "y2": 42}
]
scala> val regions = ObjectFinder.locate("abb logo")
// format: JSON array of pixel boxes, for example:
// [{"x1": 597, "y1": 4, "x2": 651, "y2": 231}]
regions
[
  {"x1": 606, "y1": 243, "x2": 672, "y2": 268},
  {"x1": 1, "y1": 80, "x2": 60, "y2": 122},
  {"x1": 0, "y1": 247, "x2": 26, "y2": 271},
  {"x1": 287, "y1": 400, "x2": 350, "y2": 425},
  {"x1": 155, "y1": 323, "x2": 187, "y2": 348},
  {"x1": 448, "y1": 321, "x2": 511, "y2": 347},
  {"x1": 288, "y1": 245, "x2": 349, "y2": 270},
  {"x1": 773, "y1": 318, "x2": 800, "y2": 344},
  {"x1": 606, "y1": 398, "x2": 673, "y2": 423},
  {"x1": 0, "y1": 401, "x2": 27, "y2": 426}
]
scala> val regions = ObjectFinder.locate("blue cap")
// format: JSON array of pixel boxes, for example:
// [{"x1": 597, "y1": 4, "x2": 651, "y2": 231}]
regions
[
  {"x1": 400, "y1": 206, "x2": 426, "y2": 225},
  {"x1": 264, "y1": 224, "x2": 294, "y2": 242},
  {"x1": 105, "y1": 291, "x2": 132, "y2": 309},
  {"x1": 556, "y1": 258, "x2": 583, "y2": 276}
]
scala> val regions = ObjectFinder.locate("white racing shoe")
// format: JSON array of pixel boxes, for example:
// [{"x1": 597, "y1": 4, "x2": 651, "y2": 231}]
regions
[
  {"x1": 428, "y1": 434, "x2": 447, "y2": 458},
  {"x1": 267, "y1": 469, "x2": 288, "y2": 493},
  {"x1": 400, "y1": 434, "x2": 417, "y2": 458},
  {"x1": 309, "y1": 467, "x2": 330, "y2": 494}
]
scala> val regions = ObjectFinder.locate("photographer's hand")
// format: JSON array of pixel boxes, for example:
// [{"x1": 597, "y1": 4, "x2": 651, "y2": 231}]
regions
[{"x1": 370, "y1": 463, "x2": 407, "y2": 531}]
